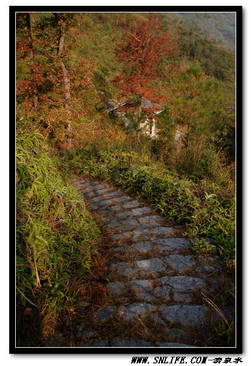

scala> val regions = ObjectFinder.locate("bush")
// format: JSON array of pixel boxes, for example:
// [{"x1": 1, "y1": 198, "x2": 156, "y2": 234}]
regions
[{"x1": 16, "y1": 121, "x2": 100, "y2": 342}]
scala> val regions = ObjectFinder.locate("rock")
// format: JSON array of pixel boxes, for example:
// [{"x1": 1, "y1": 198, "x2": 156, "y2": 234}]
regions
[
  {"x1": 153, "y1": 286, "x2": 172, "y2": 300},
  {"x1": 199, "y1": 265, "x2": 218, "y2": 273},
  {"x1": 173, "y1": 292, "x2": 193, "y2": 303},
  {"x1": 132, "y1": 287, "x2": 155, "y2": 302},
  {"x1": 159, "y1": 276, "x2": 205, "y2": 292},
  {"x1": 109, "y1": 263, "x2": 139, "y2": 279},
  {"x1": 95, "y1": 305, "x2": 117, "y2": 322},
  {"x1": 164, "y1": 255, "x2": 196, "y2": 272},
  {"x1": 86, "y1": 340, "x2": 111, "y2": 347},
  {"x1": 95, "y1": 197, "x2": 126, "y2": 207},
  {"x1": 132, "y1": 227, "x2": 154, "y2": 240},
  {"x1": 131, "y1": 242, "x2": 154, "y2": 253},
  {"x1": 107, "y1": 281, "x2": 125, "y2": 295},
  {"x1": 132, "y1": 226, "x2": 178, "y2": 240},
  {"x1": 92, "y1": 183, "x2": 107, "y2": 190},
  {"x1": 78, "y1": 182, "x2": 94, "y2": 190},
  {"x1": 119, "y1": 303, "x2": 156, "y2": 321},
  {"x1": 90, "y1": 195, "x2": 107, "y2": 203},
  {"x1": 159, "y1": 305, "x2": 209, "y2": 327},
  {"x1": 111, "y1": 232, "x2": 132, "y2": 240},
  {"x1": 102, "y1": 193, "x2": 130, "y2": 200},
  {"x1": 151, "y1": 313, "x2": 166, "y2": 326},
  {"x1": 138, "y1": 216, "x2": 164, "y2": 225},
  {"x1": 154, "y1": 238, "x2": 191, "y2": 250},
  {"x1": 107, "y1": 279, "x2": 154, "y2": 301},
  {"x1": 127, "y1": 280, "x2": 154, "y2": 301},
  {"x1": 161, "y1": 327, "x2": 190, "y2": 342},
  {"x1": 80, "y1": 330, "x2": 96, "y2": 338},
  {"x1": 116, "y1": 210, "x2": 133, "y2": 219},
  {"x1": 95, "y1": 188, "x2": 116, "y2": 195},
  {"x1": 122, "y1": 201, "x2": 141, "y2": 209},
  {"x1": 110, "y1": 258, "x2": 167, "y2": 280},
  {"x1": 151, "y1": 226, "x2": 176, "y2": 236},
  {"x1": 156, "y1": 342, "x2": 196, "y2": 347},
  {"x1": 130, "y1": 207, "x2": 153, "y2": 216},
  {"x1": 110, "y1": 261, "x2": 129, "y2": 270},
  {"x1": 106, "y1": 205, "x2": 123, "y2": 212},
  {"x1": 136, "y1": 258, "x2": 166, "y2": 272},
  {"x1": 106, "y1": 219, "x2": 122, "y2": 229},
  {"x1": 112, "y1": 246, "x2": 126, "y2": 252},
  {"x1": 120, "y1": 218, "x2": 138, "y2": 231},
  {"x1": 84, "y1": 191, "x2": 97, "y2": 198},
  {"x1": 111, "y1": 338, "x2": 154, "y2": 347},
  {"x1": 87, "y1": 202, "x2": 99, "y2": 210}
]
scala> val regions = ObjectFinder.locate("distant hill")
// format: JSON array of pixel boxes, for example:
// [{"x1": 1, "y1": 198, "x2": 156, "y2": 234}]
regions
[{"x1": 174, "y1": 12, "x2": 235, "y2": 51}]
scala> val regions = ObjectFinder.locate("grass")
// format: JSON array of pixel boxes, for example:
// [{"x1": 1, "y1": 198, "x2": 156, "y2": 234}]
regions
[{"x1": 16, "y1": 119, "x2": 100, "y2": 344}]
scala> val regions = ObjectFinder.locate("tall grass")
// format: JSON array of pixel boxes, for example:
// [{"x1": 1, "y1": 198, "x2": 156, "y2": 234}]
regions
[{"x1": 16, "y1": 120, "x2": 100, "y2": 343}]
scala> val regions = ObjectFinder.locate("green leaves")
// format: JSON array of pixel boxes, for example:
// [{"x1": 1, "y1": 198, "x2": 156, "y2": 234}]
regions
[{"x1": 16, "y1": 121, "x2": 100, "y2": 335}]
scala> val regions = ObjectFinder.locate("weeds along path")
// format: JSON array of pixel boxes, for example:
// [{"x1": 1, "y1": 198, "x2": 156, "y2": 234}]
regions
[{"x1": 73, "y1": 178, "x2": 234, "y2": 348}]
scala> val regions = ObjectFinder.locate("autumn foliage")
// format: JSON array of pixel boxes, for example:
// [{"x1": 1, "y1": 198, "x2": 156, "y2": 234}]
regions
[{"x1": 114, "y1": 14, "x2": 178, "y2": 101}]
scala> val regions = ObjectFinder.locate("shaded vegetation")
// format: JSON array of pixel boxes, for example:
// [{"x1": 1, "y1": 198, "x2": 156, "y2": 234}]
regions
[{"x1": 16, "y1": 119, "x2": 100, "y2": 343}]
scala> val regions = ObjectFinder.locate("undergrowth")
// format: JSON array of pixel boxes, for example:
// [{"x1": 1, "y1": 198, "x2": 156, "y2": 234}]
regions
[{"x1": 16, "y1": 120, "x2": 100, "y2": 344}]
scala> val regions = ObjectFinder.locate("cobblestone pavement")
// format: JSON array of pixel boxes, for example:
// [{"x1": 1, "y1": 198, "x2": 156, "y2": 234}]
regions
[{"x1": 74, "y1": 178, "x2": 233, "y2": 348}]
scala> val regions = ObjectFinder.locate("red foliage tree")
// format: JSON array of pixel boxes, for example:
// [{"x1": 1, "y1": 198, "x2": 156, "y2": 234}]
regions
[{"x1": 114, "y1": 14, "x2": 178, "y2": 102}]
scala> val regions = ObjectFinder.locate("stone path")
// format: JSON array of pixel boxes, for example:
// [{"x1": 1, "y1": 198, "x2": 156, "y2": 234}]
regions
[{"x1": 74, "y1": 178, "x2": 233, "y2": 348}]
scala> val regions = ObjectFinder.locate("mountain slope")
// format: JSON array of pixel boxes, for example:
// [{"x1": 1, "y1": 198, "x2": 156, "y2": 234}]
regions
[{"x1": 174, "y1": 12, "x2": 235, "y2": 51}]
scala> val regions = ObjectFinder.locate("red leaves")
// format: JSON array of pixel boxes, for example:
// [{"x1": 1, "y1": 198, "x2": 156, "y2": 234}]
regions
[
  {"x1": 114, "y1": 14, "x2": 178, "y2": 100},
  {"x1": 16, "y1": 63, "x2": 44, "y2": 96},
  {"x1": 16, "y1": 40, "x2": 31, "y2": 56}
]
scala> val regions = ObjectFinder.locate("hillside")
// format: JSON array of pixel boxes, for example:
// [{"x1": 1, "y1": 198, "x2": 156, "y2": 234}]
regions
[
  {"x1": 174, "y1": 12, "x2": 235, "y2": 51},
  {"x1": 15, "y1": 12, "x2": 236, "y2": 348}
]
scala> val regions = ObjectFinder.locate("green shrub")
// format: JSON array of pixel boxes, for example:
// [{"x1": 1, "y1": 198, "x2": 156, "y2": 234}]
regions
[{"x1": 16, "y1": 122, "x2": 100, "y2": 341}]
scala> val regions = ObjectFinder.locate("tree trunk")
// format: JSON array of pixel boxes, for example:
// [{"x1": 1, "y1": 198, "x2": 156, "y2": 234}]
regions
[
  {"x1": 57, "y1": 21, "x2": 71, "y2": 107},
  {"x1": 25, "y1": 14, "x2": 38, "y2": 109},
  {"x1": 55, "y1": 16, "x2": 72, "y2": 147},
  {"x1": 60, "y1": 60, "x2": 71, "y2": 106}
]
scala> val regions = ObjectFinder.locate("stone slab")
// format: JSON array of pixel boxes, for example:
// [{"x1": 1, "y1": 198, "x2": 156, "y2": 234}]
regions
[
  {"x1": 130, "y1": 207, "x2": 153, "y2": 216},
  {"x1": 130, "y1": 242, "x2": 154, "y2": 253},
  {"x1": 122, "y1": 201, "x2": 142, "y2": 209},
  {"x1": 161, "y1": 328, "x2": 190, "y2": 342},
  {"x1": 107, "y1": 281, "x2": 125, "y2": 295},
  {"x1": 86, "y1": 340, "x2": 111, "y2": 347},
  {"x1": 118, "y1": 303, "x2": 157, "y2": 321},
  {"x1": 159, "y1": 276, "x2": 205, "y2": 292},
  {"x1": 154, "y1": 238, "x2": 191, "y2": 250},
  {"x1": 110, "y1": 338, "x2": 154, "y2": 347},
  {"x1": 151, "y1": 226, "x2": 176, "y2": 236},
  {"x1": 136, "y1": 258, "x2": 166, "y2": 272},
  {"x1": 153, "y1": 286, "x2": 172, "y2": 300},
  {"x1": 173, "y1": 292, "x2": 193, "y2": 303},
  {"x1": 95, "y1": 305, "x2": 117, "y2": 322},
  {"x1": 111, "y1": 232, "x2": 132, "y2": 240},
  {"x1": 156, "y1": 342, "x2": 195, "y2": 347},
  {"x1": 138, "y1": 216, "x2": 164, "y2": 225},
  {"x1": 91, "y1": 193, "x2": 121, "y2": 202},
  {"x1": 164, "y1": 255, "x2": 196, "y2": 272},
  {"x1": 159, "y1": 305, "x2": 209, "y2": 327}
]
